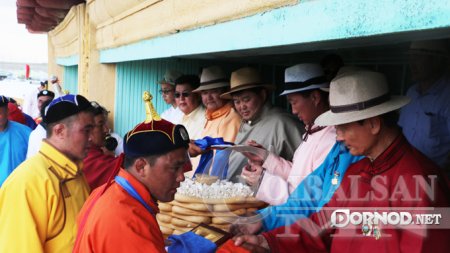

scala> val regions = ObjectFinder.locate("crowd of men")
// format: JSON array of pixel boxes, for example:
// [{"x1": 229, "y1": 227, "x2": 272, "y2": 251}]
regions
[{"x1": 0, "y1": 40, "x2": 449, "y2": 252}]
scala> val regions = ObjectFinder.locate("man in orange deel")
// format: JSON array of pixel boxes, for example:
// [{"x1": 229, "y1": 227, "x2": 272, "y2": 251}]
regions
[{"x1": 73, "y1": 92, "x2": 194, "y2": 252}]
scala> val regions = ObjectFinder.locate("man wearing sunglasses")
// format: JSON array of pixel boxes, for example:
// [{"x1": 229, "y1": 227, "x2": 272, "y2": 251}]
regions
[
  {"x1": 0, "y1": 94, "x2": 94, "y2": 253},
  {"x1": 158, "y1": 69, "x2": 184, "y2": 124},
  {"x1": 174, "y1": 74, "x2": 206, "y2": 141}
]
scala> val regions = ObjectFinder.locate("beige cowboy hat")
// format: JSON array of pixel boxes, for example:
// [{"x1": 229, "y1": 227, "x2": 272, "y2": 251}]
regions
[
  {"x1": 315, "y1": 70, "x2": 410, "y2": 126},
  {"x1": 192, "y1": 66, "x2": 230, "y2": 92},
  {"x1": 220, "y1": 67, "x2": 275, "y2": 99},
  {"x1": 159, "y1": 69, "x2": 184, "y2": 85},
  {"x1": 407, "y1": 39, "x2": 449, "y2": 58},
  {"x1": 320, "y1": 66, "x2": 368, "y2": 92},
  {"x1": 280, "y1": 63, "x2": 329, "y2": 96}
]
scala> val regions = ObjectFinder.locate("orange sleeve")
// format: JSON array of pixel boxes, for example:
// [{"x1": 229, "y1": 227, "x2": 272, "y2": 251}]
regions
[{"x1": 77, "y1": 190, "x2": 166, "y2": 253}]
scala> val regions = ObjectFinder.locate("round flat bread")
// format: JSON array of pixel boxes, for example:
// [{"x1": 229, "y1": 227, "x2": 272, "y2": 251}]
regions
[
  {"x1": 211, "y1": 208, "x2": 247, "y2": 217},
  {"x1": 212, "y1": 216, "x2": 238, "y2": 224},
  {"x1": 171, "y1": 217, "x2": 199, "y2": 228},
  {"x1": 172, "y1": 200, "x2": 212, "y2": 212},
  {"x1": 213, "y1": 203, "x2": 255, "y2": 212},
  {"x1": 173, "y1": 205, "x2": 247, "y2": 217},
  {"x1": 170, "y1": 224, "x2": 193, "y2": 233},
  {"x1": 210, "y1": 223, "x2": 231, "y2": 232},
  {"x1": 214, "y1": 201, "x2": 267, "y2": 211},
  {"x1": 173, "y1": 229, "x2": 185, "y2": 235},
  {"x1": 159, "y1": 225, "x2": 173, "y2": 235},
  {"x1": 175, "y1": 193, "x2": 263, "y2": 205},
  {"x1": 171, "y1": 212, "x2": 211, "y2": 224},
  {"x1": 172, "y1": 205, "x2": 211, "y2": 216},
  {"x1": 156, "y1": 213, "x2": 172, "y2": 224},
  {"x1": 158, "y1": 202, "x2": 172, "y2": 212}
]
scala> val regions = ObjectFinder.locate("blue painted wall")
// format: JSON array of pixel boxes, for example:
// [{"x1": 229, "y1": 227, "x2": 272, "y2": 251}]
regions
[
  {"x1": 63, "y1": 65, "x2": 78, "y2": 94},
  {"x1": 100, "y1": 0, "x2": 450, "y2": 63},
  {"x1": 57, "y1": 55, "x2": 79, "y2": 66},
  {"x1": 114, "y1": 58, "x2": 202, "y2": 136}
]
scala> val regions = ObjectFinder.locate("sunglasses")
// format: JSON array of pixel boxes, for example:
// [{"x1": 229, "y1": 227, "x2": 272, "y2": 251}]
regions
[
  {"x1": 159, "y1": 89, "x2": 174, "y2": 95},
  {"x1": 174, "y1": 92, "x2": 191, "y2": 98}
]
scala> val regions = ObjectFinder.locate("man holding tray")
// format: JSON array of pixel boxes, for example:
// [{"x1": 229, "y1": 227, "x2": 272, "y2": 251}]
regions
[{"x1": 74, "y1": 93, "x2": 191, "y2": 252}]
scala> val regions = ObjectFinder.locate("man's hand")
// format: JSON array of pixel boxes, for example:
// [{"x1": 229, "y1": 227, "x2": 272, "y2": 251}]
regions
[
  {"x1": 241, "y1": 162, "x2": 264, "y2": 187},
  {"x1": 188, "y1": 141, "x2": 205, "y2": 157},
  {"x1": 242, "y1": 140, "x2": 269, "y2": 165},
  {"x1": 233, "y1": 235, "x2": 270, "y2": 253},
  {"x1": 230, "y1": 215, "x2": 264, "y2": 235}
]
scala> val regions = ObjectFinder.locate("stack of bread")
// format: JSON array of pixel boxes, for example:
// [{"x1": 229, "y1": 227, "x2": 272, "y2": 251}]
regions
[{"x1": 157, "y1": 175, "x2": 266, "y2": 236}]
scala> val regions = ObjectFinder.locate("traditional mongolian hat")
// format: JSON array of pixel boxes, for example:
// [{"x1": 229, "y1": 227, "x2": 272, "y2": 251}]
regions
[
  {"x1": 0, "y1": 95, "x2": 9, "y2": 107},
  {"x1": 44, "y1": 94, "x2": 93, "y2": 124},
  {"x1": 37, "y1": 90, "x2": 55, "y2": 99},
  {"x1": 123, "y1": 91, "x2": 190, "y2": 158}
]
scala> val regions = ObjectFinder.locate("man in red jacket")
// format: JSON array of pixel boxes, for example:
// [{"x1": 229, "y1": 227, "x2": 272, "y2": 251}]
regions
[
  {"x1": 82, "y1": 101, "x2": 118, "y2": 190},
  {"x1": 233, "y1": 70, "x2": 450, "y2": 253}
]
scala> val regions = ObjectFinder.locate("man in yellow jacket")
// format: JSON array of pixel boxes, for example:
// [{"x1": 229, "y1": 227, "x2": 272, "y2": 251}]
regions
[{"x1": 0, "y1": 94, "x2": 94, "y2": 253}]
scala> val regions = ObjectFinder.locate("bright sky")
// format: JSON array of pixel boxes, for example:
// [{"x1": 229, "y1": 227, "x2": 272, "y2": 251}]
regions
[{"x1": 0, "y1": 1, "x2": 48, "y2": 63}]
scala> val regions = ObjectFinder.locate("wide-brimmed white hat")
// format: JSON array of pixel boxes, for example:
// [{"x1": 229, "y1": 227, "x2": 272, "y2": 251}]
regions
[
  {"x1": 407, "y1": 39, "x2": 449, "y2": 58},
  {"x1": 315, "y1": 70, "x2": 410, "y2": 126},
  {"x1": 192, "y1": 66, "x2": 230, "y2": 92},
  {"x1": 220, "y1": 67, "x2": 274, "y2": 99},
  {"x1": 280, "y1": 63, "x2": 329, "y2": 96},
  {"x1": 158, "y1": 69, "x2": 183, "y2": 85}
]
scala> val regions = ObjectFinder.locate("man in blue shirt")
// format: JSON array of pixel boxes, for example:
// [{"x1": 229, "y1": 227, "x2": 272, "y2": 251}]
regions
[
  {"x1": 399, "y1": 40, "x2": 450, "y2": 171},
  {"x1": 0, "y1": 95, "x2": 31, "y2": 186},
  {"x1": 231, "y1": 141, "x2": 362, "y2": 234}
]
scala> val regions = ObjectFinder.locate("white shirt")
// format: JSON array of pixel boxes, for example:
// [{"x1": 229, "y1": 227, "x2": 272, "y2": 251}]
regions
[
  {"x1": 181, "y1": 106, "x2": 206, "y2": 140},
  {"x1": 26, "y1": 124, "x2": 47, "y2": 158},
  {"x1": 161, "y1": 106, "x2": 184, "y2": 124},
  {"x1": 52, "y1": 82, "x2": 65, "y2": 98},
  {"x1": 22, "y1": 88, "x2": 40, "y2": 119}
]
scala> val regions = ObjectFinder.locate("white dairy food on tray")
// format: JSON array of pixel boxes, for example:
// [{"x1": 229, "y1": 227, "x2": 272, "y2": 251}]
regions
[{"x1": 177, "y1": 178, "x2": 254, "y2": 199}]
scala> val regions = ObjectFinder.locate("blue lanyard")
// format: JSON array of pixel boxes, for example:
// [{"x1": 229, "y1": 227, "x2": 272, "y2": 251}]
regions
[{"x1": 115, "y1": 175, "x2": 154, "y2": 216}]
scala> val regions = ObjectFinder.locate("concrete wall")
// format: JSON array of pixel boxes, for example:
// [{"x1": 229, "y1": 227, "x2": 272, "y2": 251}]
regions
[
  {"x1": 100, "y1": 0, "x2": 450, "y2": 63},
  {"x1": 47, "y1": 0, "x2": 299, "y2": 129},
  {"x1": 47, "y1": 3, "x2": 116, "y2": 125},
  {"x1": 87, "y1": 0, "x2": 297, "y2": 50},
  {"x1": 46, "y1": 0, "x2": 450, "y2": 129}
]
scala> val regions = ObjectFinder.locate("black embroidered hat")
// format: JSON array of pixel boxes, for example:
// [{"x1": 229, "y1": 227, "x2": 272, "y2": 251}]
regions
[
  {"x1": 37, "y1": 90, "x2": 55, "y2": 99},
  {"x1": 123, "y1": 91, "x2": 190, "y2": 158},
  {"x1": 44, "y1": 94, "x2": 93, "y2": 124},
  {"x1": 0, "y1": 95, "x2": 9, "y2": 107}
]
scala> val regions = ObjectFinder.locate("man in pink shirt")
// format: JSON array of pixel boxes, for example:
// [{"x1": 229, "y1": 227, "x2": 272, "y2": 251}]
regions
[{"x1": 242, "y1": 63, "x2": 336, "y2": 205}]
